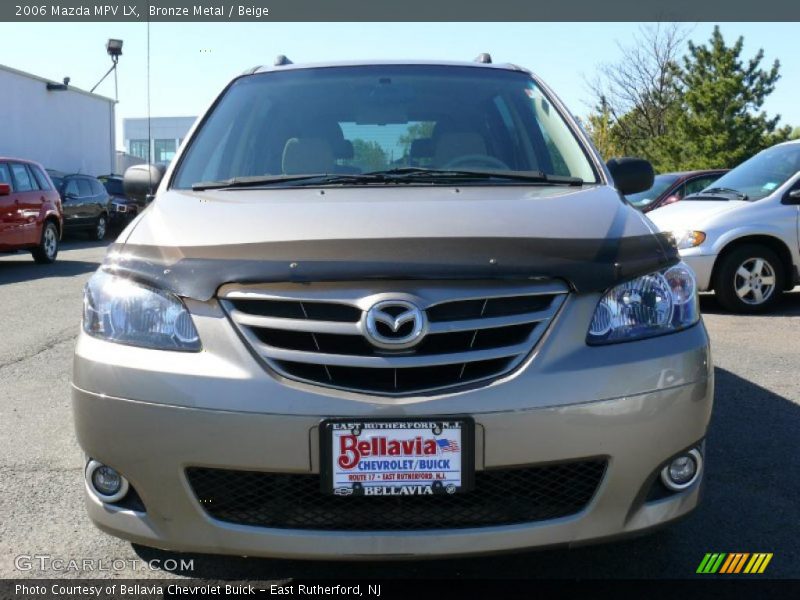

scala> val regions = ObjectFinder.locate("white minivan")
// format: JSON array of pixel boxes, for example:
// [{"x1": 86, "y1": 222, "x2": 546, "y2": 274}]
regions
[{"x1": 650, "y1": 141, "x2": 800, "y2": 312}]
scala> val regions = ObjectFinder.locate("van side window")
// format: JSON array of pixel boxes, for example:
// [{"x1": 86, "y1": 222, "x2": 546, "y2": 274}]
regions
[
  {"x1": 64, "y1": 179, "x2": 80, "y2": 197},
  {"x1": 31, "y1": 166, "x2": 52, "y2": 191},
  {"x1": 90, "y1": 179, "x2": 105, "y2": 195},
  {"x1": 77, "y1": 179, "x2": 93, "y2": 197},
  {"x1": 10, "y1": 163, "x2": 36, "y2": 192},
  {"x1": 0, "y1": 163, "x2": 11, "y2": 187}
]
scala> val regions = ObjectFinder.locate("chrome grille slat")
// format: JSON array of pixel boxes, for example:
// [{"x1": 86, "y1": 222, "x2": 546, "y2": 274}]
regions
[
  {"x1": 243, "y1": 335, "x2": 532, "y2": 368},
  {"x1": 219, "y1": 280, "x2": 567, "y2": 395},
  {"x1": 229, "y1": 306, "x2": 555, "y2": 336},
  {"x1": 228, "y1": 310, "x2": 362, "y2": 335},
  {"x1": 426, "y1": 307, "x2": 556, "y2": 333}
]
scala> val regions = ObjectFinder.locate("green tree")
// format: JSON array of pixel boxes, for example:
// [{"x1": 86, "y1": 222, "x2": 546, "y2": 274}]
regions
[
  {"x1": 584, "y1": 99, "x2": 622, "y2": 160},
  {"x1": 670, "y1": 26, "x2": 791, "y2": 169},
  {"x1": 585, "y1": 26, "x2": 791, "y2": 172},
  {"x1": 351, "y1": 139, "x2": 388, "y2": 172},
  {"x1": 586, "y1": 24, "x2": 686, "y2": 166}
]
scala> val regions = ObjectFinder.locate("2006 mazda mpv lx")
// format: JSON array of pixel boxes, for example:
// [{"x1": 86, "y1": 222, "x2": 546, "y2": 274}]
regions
[{"x1": 73, "y1": 57, "x2": 713, "y2": 559}]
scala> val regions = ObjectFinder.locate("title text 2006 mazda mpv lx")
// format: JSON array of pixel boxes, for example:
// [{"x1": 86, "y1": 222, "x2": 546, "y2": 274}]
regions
[{"x1": 72, "y1": 58, "x2": 713, "y2": 559}]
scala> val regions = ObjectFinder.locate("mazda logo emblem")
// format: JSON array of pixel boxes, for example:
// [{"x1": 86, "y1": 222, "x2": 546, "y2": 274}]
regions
[{"x1": 363, "y1": 300, "x2": 426, "y2": 350}]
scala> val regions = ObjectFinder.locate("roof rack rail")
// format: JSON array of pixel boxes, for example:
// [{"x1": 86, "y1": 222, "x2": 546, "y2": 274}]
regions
[
  {"x1": 274, "y1": 55, "x2": 293, "y2": 66},
  {"x1": 474, "y1": 53, "x2": 492, "y2": 64}
]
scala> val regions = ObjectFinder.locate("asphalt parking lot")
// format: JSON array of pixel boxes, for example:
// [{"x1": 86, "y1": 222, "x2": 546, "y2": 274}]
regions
[{"x1": 1, "y1": 240, "x2": 798, "y2": 580}]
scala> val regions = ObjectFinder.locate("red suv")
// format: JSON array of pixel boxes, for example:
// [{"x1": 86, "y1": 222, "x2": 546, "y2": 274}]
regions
[{"x1": 0, "y1": 158, "x2": 63, "y2": 263}]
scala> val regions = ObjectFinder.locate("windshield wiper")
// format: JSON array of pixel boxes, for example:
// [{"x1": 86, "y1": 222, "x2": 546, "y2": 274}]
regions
[
  {"x1": 690, "y1": 187, "x2": 749, "y2": 201},
  {"x1": 192, "y1": 168, "x2": 584, "y2": 191},
  {"x1": 192, "y1": 173, "x2": 387, "y2": 191},
  {"x1": 361, "y1": 167, "x2": 583, "y2": 185}
]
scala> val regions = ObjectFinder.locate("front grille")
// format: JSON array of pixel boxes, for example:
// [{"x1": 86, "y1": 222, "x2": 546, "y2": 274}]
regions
[
  {"x1": 220, "y1": 281, "x2": 567, "y2": 395},
  {"x1": 186, "y1": 460, "x2": 606, "y2": 531}
]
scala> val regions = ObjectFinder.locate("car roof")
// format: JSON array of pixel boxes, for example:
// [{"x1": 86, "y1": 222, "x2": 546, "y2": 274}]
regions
[
  {"x1": 0, "y1": 157, "x2": 43, "y2": 165},
  {"x1": 249, "y1": 59, "x2": 528, "y2": 76}
]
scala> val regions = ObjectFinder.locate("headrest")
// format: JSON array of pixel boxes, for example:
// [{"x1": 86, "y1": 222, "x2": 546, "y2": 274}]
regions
[
  {"x1": 410, "y1": 138, "x2": 434, "y2": 158},
  {"x1": 334, "y1": 139, "x2": 354, "y2": 160},
  {"x1": 281, "y1": 138, "x2": 334, "y2": 175},
  {"x1": 433, "y1": 132, "x2": 487, "y2": 166}
]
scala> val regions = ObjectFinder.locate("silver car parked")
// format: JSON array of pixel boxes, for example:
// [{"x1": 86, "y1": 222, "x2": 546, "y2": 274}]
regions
[
  {"x1": 72, "y1": 58, "x2": 712, "y2": 559},
  {"x1": 649, "y1": 141, "x2": 800, "y2": 313}
]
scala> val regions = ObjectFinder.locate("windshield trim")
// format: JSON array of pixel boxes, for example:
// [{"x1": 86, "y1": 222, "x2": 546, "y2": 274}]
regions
[
  {"x1": 527, "y1": 72, "x2": 606, "y2": 187},
  {"x1": 168, "y1": 64, "x2": 605, "y2": 192}
]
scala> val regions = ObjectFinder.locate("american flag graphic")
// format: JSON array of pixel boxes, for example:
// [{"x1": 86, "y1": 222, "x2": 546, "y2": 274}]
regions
[{"x1": 436, "y1": 438, "x2": 460, "y2": 453}]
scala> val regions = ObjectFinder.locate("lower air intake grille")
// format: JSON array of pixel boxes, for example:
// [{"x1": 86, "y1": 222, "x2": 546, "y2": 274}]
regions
[{"x1": 186, "y1": 460, "x2": 606, "y2": 531}]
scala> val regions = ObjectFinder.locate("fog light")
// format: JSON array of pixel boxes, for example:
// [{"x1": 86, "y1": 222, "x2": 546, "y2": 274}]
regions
[
  {"x1": 85, "y1": 459, "x2": 129, "y2": 503},
  {"x1": 660, "y1": 448, "x2": 702, "y2": 491}
]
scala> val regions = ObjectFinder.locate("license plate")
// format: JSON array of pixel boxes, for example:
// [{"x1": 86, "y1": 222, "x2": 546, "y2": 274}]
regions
[{"x1": 320, "y1": 418, "x2": 474, "y2": 496}]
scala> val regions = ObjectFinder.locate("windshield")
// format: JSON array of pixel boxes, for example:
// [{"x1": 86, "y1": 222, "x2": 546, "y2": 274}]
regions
[
  {"x1": 172, "y1": 65, "x2": 598, "y2": 189},
  {"x1": 625, "y1": 174, "x2": 680, "y2": 208},
  {"x1": 695, "y1": 144, "x2": 800, "y2": 201}
]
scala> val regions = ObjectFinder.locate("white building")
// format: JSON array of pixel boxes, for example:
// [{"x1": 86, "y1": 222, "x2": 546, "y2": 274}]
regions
[
  {"x1": 123, "y1": 116, "x2": 197, "y2": 164},
  {"x1": 0, "y1": 64, "x2": 116, "y2": 175}
]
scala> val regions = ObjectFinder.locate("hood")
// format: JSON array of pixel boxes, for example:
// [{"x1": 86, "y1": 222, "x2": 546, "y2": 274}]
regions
[
  {"x1": 647, "y1": 198, "x2": 749, "y2": 233},
  {"x1": 105, "y1": 184, "x2": 678, "y2": 300}
]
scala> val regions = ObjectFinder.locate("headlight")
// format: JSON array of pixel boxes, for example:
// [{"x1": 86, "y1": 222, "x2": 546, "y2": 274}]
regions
[
  {"x1": 83, "y1": 270, "x2": 201, "y2": 351},
  {"x1": 672, "y1": 230, "x2": 706, "y2": 249},
  {"x1": 587, "y1": 262, "x2": 699, "y2": 344}
]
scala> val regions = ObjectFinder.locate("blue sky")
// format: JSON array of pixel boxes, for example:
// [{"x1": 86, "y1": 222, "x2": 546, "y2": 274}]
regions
[{"x1": 1, "y1": 22, "x2": 798, "y2": 150}]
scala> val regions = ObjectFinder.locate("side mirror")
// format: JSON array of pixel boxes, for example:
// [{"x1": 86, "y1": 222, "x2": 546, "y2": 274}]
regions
[
  {"x1": 123, "y1": 163, "x2": 166, "y2": 205},
  {"x1": 0, "y1": 183, "x2": 10, "y2": 196},
  {"x1": 606, "y1": 157, "x2": 655, "y2": 196}
]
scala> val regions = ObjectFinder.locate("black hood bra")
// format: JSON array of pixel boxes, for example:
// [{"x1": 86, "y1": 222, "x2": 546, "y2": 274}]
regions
[{"x1": 102, "y1": 225, "x2": 679, "y2": 301}]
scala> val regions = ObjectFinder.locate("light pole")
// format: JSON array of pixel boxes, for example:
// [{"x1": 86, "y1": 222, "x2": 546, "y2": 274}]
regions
[{"x1": 90, "y1": 38, "x2": 123, "y2": 101}]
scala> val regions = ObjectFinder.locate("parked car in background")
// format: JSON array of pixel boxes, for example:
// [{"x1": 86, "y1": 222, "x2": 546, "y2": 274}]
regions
[
  {"x1": 0, "y1": 157, "x2": 62, "y2": 263},
  {"x1": 98, "y1": 174, "x2": 142, "y2": 229},
  {"x1": 649, "y1": 140, "x2": 800, "y2": 313},
  {"x1": 626, "y1": 170, "x2": 728, "y2": 213},
  {"x1": 46, "y1": 171, "x2": 110, "y2": 240}
]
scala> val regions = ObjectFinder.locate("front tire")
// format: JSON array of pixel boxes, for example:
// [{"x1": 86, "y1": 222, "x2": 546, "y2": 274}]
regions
[
  {"x1": 93, "y1": 214, "x2": 108, "y2": 241},
  {"x1": 32, "y1": 221, "x2": 59, "y2": 264},
  {"x1": 714, "y1": 244, "x2": 784, "y2": 313}
]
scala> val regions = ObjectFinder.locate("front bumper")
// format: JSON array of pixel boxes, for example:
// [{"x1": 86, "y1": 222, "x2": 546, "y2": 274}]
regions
[
  {"x1": 73, "y1": 378, "x2": 710, "y2": 559},
  {"x1": 109, "y1": 204, "x2": 137, "y2": 225},
  {"x1": 72, "y1": 289, "x2": 713, "y2": 558},
  {"x1": 679, "y1": 251, "x2": 717, "y2": 292}
]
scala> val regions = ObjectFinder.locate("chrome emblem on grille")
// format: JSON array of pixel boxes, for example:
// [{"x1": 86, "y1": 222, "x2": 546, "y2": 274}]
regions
[{"x1": 363, "y1": 300, "x2": 426, "y2": 350}]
